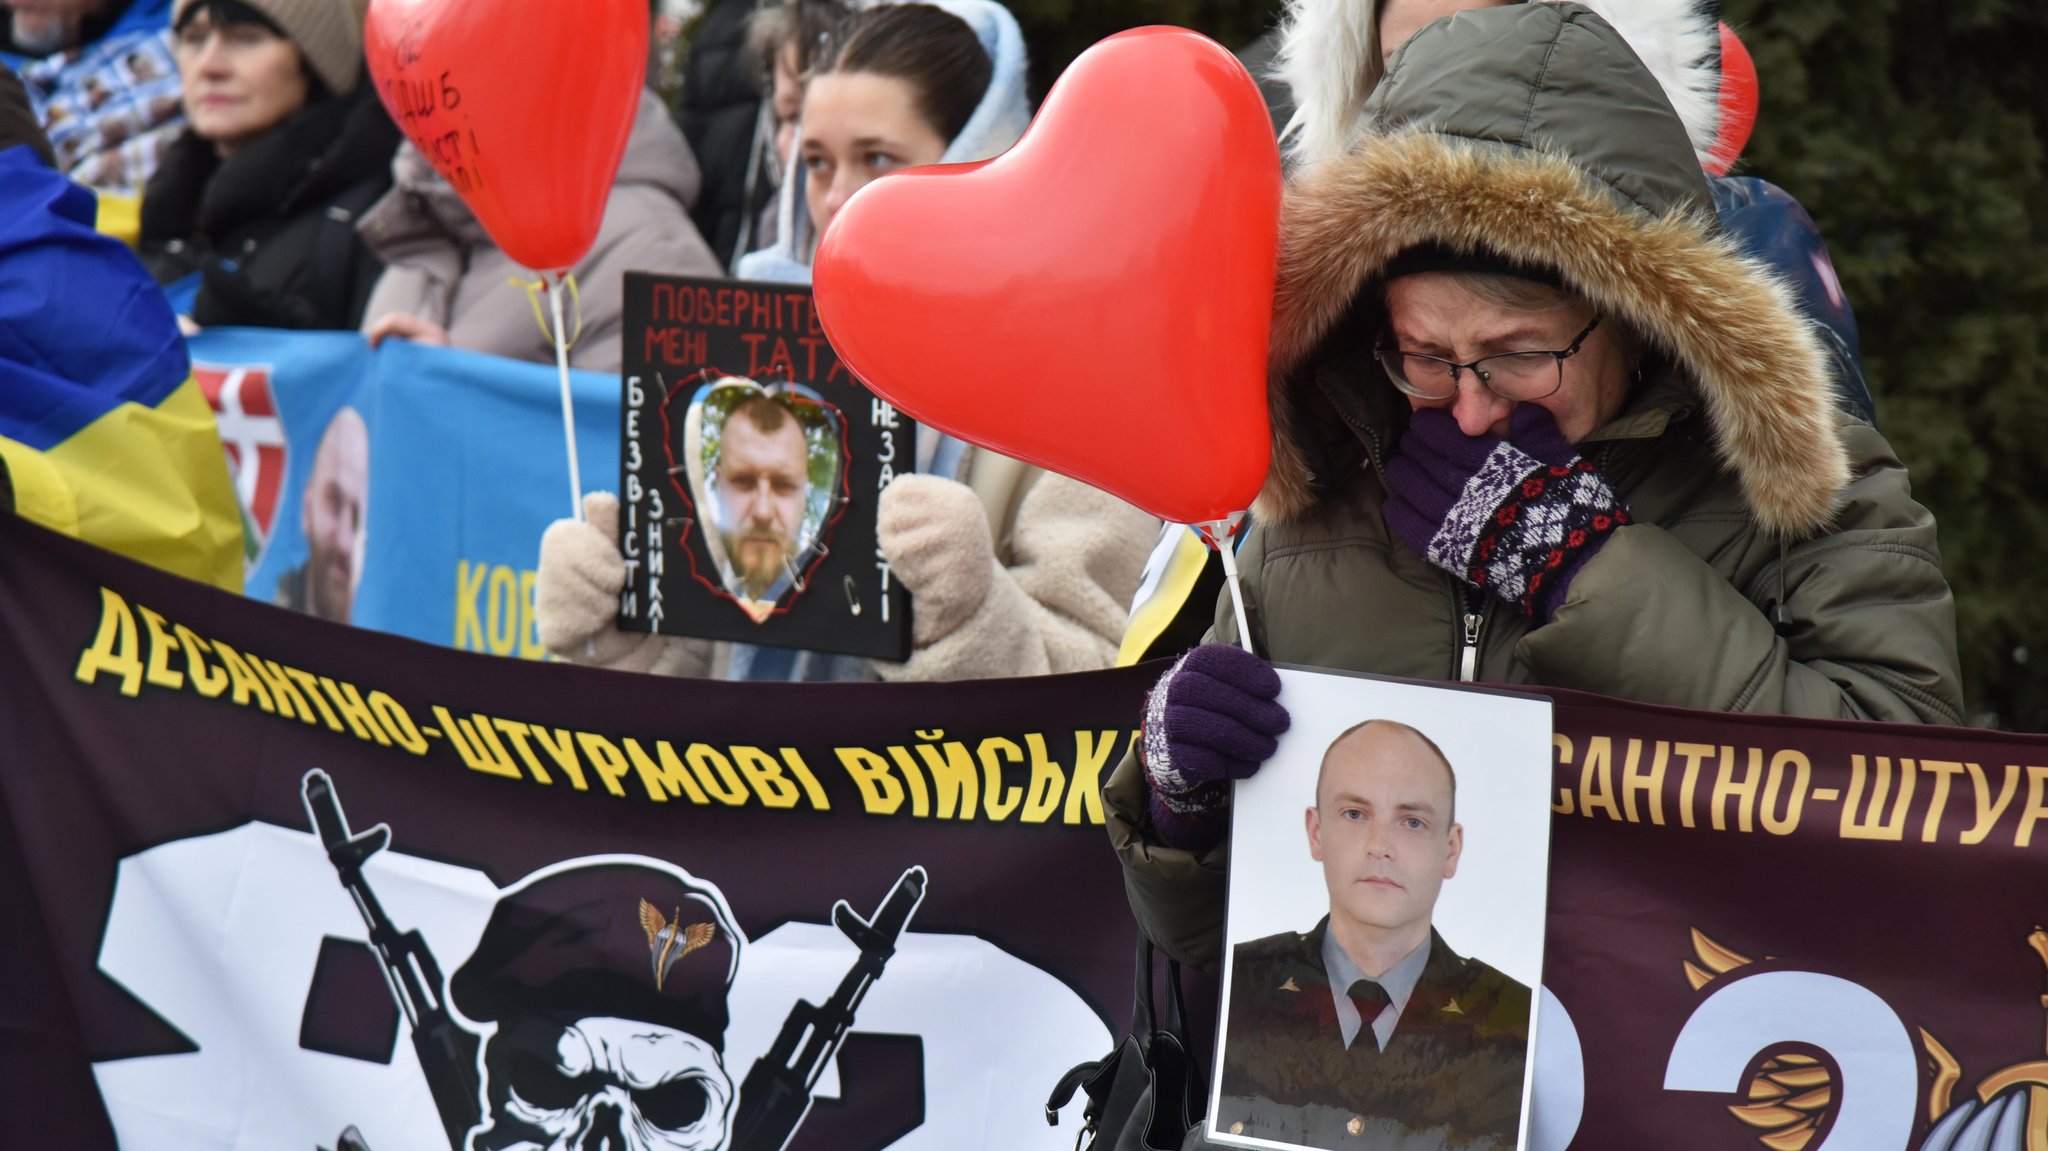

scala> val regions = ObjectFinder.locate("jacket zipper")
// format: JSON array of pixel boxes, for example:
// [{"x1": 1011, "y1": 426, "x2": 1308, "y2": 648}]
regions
[
  {"x1": 1359, "y1": 414, "x2": 1495, "y2": 681},
  {"x1": 1450, "y1": 443, "x2": 1613, "y2": 682},
  {"x1": 1456, "y1": 585, "x2": 1486, "y2": 683}
]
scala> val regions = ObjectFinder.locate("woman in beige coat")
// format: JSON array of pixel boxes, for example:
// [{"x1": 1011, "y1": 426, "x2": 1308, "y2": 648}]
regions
[
  {"x1": 357, "y1": 89, "x2": 723, "y2": 373},
  {"x1": 534, "y1": 2, "x2": 1156, "y2": 683}
]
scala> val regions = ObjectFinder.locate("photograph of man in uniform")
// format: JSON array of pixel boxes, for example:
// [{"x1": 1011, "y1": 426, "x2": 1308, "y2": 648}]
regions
[
  {"x1": 1215, "y1": 720, "x2": 1532, "y2": 1151},
  {"x1": 709, "y1": 394, "x2": 812, "y2": 607},
  {"x1": 276, "y1": 406, "x2": 367, "y2": 624}
]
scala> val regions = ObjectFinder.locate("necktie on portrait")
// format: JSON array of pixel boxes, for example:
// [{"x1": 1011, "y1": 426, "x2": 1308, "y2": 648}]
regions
[{"x1": 1347, "y1": 978, "x2": 1390, "y2": 1051}]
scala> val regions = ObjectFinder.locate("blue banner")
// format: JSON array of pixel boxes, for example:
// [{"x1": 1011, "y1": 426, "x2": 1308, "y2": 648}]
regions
[{"x1": 187, "y1": 330, "x2": 617, "y2": 658}]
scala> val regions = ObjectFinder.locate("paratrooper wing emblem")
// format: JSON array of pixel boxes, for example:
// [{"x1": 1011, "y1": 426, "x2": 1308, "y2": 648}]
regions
[{"x1": 638, "y1": 899, "x2": 716, "y2": 991}]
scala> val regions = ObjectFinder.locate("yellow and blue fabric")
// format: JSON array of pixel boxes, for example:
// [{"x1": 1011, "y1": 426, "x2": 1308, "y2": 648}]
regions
[
  {"x1": 1116, "y1": 519, "x2": 1250, "y2": 666},
  {"x1": 0, "y1": 143, "x2": 241, "y2": 592}
]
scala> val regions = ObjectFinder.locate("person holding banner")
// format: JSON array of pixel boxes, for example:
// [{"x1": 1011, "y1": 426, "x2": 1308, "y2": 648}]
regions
[
  {"x1": 538, "y1": 0, "x2": 1157, "y2": 683},
  {"x1": 140, "y1": 0, "x2": 399, "y2": 331},
  {"x1": 1123, "y1": 0, "x2": 1881, "y2": 669},
  {"x1": 1106, "y1": 2, "x2": 1963, "y2": 969}
]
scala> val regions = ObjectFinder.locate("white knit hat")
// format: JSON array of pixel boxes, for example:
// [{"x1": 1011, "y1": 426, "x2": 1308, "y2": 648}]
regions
[{"x1": 172, "y1": 0, "x2": 365, "y2": 96}]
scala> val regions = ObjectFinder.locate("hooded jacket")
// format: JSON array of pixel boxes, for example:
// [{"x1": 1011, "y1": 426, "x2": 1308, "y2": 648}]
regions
[
  {"x1": 141, "y1": 83, "x2": 400, "y2": 330},
  {"x1": 1274, "y1": 0, "x2": 1875, "y2": 422},
  {"x1": 734, "y1": 0, "x2": 1032, "y2": 283},
  {"x1": 1122, "y1": 0, "x2": 1882, "y2": 669},
  {"x1": 355, "y1": 89, "x2": 721, "y2": 373},
  {"x1": 1108, "y1": 2, "x2": 1961, "y2": 969}
]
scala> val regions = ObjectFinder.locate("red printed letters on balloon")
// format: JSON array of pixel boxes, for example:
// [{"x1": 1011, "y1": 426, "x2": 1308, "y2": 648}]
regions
[{"x1": 363, "y1": 0, "x2": 648, "y2": 274}]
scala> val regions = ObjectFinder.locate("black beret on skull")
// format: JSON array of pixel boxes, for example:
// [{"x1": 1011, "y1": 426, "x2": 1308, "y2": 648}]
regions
[{"x1": 451, "y1": 861, "x2": 739, "y2": 1049}]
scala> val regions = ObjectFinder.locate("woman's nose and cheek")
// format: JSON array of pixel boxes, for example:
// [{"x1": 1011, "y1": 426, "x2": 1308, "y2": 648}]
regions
[
  {"x1": 822, "y1": 171, "x2": 871, "y2": 230},
  {"x1": 1412, "y1": 383, "x2": 1514, "y2": 439}
]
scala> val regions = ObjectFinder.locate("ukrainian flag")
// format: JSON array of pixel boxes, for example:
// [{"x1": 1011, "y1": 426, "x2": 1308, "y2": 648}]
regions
[{"x1": 0, "y1": 144, "x2": 242, "y2": 592}]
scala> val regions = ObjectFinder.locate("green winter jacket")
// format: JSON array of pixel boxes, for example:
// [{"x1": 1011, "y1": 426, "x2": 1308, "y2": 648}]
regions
[{"x1": 1107, "y1": 1, "x2": 1963, "y2": 970}]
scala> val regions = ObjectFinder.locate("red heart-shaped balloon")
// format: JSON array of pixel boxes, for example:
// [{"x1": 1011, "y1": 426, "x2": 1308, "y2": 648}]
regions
[
  {"x1": 363, "y1": 0, "x2": 647, "y2": 274},
  {"x1": 814, "y1": 27, "x2": 1280, "y2": 525},
  {"x1": 1707, "y1": 22, "x2": 1759, "y2": 178}
]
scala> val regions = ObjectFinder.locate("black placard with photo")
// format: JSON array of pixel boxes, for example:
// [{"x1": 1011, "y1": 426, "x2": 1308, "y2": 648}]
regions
[{"x1": 619, "y1": 273, "x2": 913, "y2": 660}]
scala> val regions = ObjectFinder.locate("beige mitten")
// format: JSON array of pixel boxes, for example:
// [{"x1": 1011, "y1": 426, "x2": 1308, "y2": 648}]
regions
[
  {"x1": 536, "y1": 491, "x2": 675, "y2": 672},
  {"x1": 875, "y1": 473, "x2": 1051, "y2": 680},
  {"x1": 877, "y1": 474, "x2": 996, "y2": 648}
]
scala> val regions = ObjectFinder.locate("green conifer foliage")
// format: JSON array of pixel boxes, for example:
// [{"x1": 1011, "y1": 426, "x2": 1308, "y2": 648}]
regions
[
  {"x1": 1723, "y1": 1, "x2": 2048, "y2": 727},
  {"x1": 1009, "y1": 1, "x2": 1282, "y2": 102}
]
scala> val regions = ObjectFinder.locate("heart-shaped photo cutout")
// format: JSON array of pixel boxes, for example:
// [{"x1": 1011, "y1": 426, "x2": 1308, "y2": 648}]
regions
[{"x1": 660, "y1": 374, "x2": 847, "y2": 622}]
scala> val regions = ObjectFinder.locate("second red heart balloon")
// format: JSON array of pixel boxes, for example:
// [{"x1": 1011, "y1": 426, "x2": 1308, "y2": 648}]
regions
[
  {"x1": 363, "y1": 0, "x2": 647, "y2": 274},
  {"x1": 813, "y1": 27, "x2": 1281, "y2": 526}
]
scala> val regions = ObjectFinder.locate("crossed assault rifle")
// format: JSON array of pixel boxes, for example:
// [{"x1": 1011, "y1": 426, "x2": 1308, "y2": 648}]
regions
[{"x1": 301, "y1": 768, "x2": 928, "y2": 1151}]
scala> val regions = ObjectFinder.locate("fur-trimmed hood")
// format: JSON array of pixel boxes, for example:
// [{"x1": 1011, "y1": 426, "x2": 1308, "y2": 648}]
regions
[{"x1": 1262, "y1": 2, "x2": 1846, "y2": 538}]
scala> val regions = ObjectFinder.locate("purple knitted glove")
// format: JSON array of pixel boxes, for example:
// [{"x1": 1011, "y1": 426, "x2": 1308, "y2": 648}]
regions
[
  {"x1": 1383, "y1": 405, "x2": 1630, "y2": 621},
  {"x1": 1141, "y1": 644, "x2": 1291, "y2": 850}
]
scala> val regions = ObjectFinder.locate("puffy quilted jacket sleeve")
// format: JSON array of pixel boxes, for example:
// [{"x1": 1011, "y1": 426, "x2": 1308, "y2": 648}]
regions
[
  {"x1": 1102, "y1": 743, "x2": 1231, "y2": 971},
  {"x1": 1520, "y1": 421, "x2": 1963, "y2": 723}
]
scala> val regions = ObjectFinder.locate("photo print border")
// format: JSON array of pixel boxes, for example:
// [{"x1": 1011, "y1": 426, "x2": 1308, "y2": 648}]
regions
[
  {"x1": 1208, "y1": 668, "x2": 1554, "y2": 1151},
  {"x1": 619, "y1": 272, "x2": 914, "y2": 661}
]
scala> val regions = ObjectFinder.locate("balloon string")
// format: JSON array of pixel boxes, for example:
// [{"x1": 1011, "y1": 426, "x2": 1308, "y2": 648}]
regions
[
  {"x1": 548, "y1": 273, "x2": 584, "y2": 522},
  {"x1": 515, "y1": 273, "x2": 585, "y2": 350},
  {"x1": 1196, "y1": 517, "x2": 1254, "y2": 655}
]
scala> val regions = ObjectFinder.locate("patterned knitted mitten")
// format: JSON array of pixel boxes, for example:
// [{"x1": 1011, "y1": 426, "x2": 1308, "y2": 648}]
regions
[
  {"x1": 1141, "y1": 644, "x2": 1291, "y2": 850},
  {"x1": 1382, "y1": 405, "x2": 1629, "y2": 621}
]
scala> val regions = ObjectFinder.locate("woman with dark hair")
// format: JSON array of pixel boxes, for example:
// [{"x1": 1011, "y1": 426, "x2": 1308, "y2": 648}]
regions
[
  {"x1": 139, "y1": 0, "x2": 398, "y2": 330},
  {"x1": 537, "y1": 0, "x2": 1159, "y2": 686},
  {"x1": 735, "y1": 0, "x2": 1028, "y2": 282}
]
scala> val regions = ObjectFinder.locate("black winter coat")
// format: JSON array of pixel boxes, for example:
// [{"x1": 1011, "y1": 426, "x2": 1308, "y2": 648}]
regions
[
  {"x1": 141, "y1": 84, "x2": 400, "y2": 330},
  {"x1": 674, "y1": 0, "x2": 769, "y2": 269}
]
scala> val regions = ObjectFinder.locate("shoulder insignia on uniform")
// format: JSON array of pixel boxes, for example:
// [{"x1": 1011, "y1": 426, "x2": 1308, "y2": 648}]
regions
[
  {"x1": 1442, "y1": 998, "x2": 1463, "y2": 1014},
  {"x1": 1279, "y1": 977, "x2": 1301, "y2": 992}
]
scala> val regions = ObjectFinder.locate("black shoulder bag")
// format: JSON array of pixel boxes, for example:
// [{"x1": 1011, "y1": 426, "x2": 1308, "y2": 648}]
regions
[{"x1": 1045, "y1": 934, "x2": 1202, "y2": 1150}]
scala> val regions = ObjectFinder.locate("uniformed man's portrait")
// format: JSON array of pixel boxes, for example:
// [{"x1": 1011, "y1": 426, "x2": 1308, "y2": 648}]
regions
[{"x1": 1215, "y1": 718, "x2": 1535, "y2": 1151}]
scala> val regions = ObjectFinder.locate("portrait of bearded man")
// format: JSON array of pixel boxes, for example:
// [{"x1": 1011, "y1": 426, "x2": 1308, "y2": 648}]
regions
[{"x1": 710, "y1": 394, "x2": 811, "y2": 604}]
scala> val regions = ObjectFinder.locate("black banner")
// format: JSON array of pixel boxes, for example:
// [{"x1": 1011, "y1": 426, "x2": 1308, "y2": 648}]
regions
[
  {"x1": 0, "y1": 511, "x2": 1142, "y2": 1150},
  {"x1": 9, "y1": 509, "x2": 2048, "y2": 1151}
]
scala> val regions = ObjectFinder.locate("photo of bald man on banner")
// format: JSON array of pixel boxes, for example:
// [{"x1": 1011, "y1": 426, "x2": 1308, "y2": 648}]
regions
[{"x1": 1210, "y1": 671, "x2": 1553, "y2": 1151}]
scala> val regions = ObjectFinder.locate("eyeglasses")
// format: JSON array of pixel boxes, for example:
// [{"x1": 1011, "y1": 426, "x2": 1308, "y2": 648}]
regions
[{"x1": 1375, "y1": 316, "x2": 1602, "y2": 402}]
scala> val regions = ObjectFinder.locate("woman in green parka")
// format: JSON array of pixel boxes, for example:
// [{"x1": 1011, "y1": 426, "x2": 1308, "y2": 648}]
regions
[{"x1": 1108, "y1": 0, "x2": 1964, "y2": 970}]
